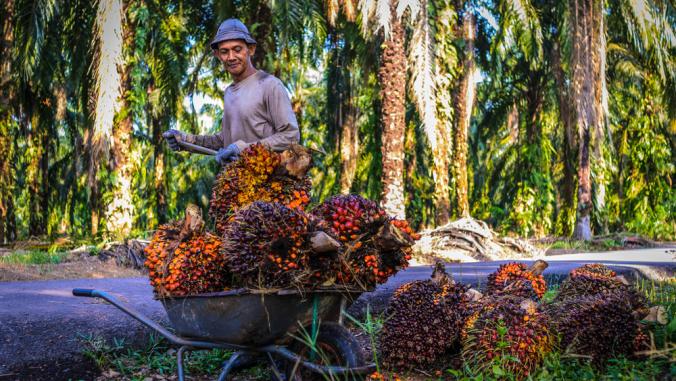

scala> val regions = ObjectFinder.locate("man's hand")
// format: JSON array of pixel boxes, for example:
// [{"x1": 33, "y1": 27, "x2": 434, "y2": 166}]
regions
[
  {"x1": 163, "y1": 129, "x2": 186, "y2": 151},
  {"x1": 216, "y1": 144, "x2": 240, "y2": 164}
]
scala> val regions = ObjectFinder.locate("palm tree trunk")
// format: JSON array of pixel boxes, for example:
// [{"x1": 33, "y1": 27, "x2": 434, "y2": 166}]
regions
[
  {"x1": 570, "y1": 0, "x2": 603, "y2": 241},
  {"x1": 379, "y1": 4, "x2": 407, "y2": 219},
  {"x1": 339, "y1": 103, "x2": 358, "y2": 194},
  {"x1": 452, "y1": 10, "x2": 476, "y2": 218},
  {"x1": 339, "y1": 62, "x2": 359, "y2": 194},
  {"x1": 28, "y1": 113, "x2": 46, "y2": 236},
  {"x1": 152, "y1": 116, "x2": 167, "y2": 225},
  {"x1": 432, "y1": 0, "x2": 455, "y2": 225},
  {"x1": 250, "y1": 0, "x2": 273, "y2": 72},
  {"x1": 0, "y1": 0, "x2": 14, "y2": 243},
  {"x1": 551, "y1": 42, "x2": 576, "y2": 236},
  {"x1": 97, "y1": 0, "x2": 134, "y2": 239},
  {"x1": 525, "y1": 74, "x2": 544, "y2": 144},
  {"x1": 592, "y1": 1, "x2": 608, "y2": 234}
]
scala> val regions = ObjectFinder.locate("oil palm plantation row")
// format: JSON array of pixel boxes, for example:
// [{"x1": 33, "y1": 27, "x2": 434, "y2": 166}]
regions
[{"x1": 0, "y1": 0, "x2": 673, "y2": 243}]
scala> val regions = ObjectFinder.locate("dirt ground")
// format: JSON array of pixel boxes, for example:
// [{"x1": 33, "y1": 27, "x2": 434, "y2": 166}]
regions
[{"x1": 0, "y1": 256, "x2": 143, "y2": 282}]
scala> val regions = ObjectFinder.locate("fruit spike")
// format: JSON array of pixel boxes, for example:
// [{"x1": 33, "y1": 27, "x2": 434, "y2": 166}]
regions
[
  {"x1": 209, "y1": 144, "x2": 311, "y2": 235},
  {"x1": 462, "y1": 295, "x2": 555, "y2": 380},
  {"x1": 380, "y1": 263, "x2": 472, "y2": 369},
  {"x1": 486, "y1": 261, "x2": 548, "y2": 299},
  {"x1": 222, "y1": 201, "x2": 311, "y2": 288},
  {"x1": 144, "y1": 207, "x2": 229, "y2": 297}
]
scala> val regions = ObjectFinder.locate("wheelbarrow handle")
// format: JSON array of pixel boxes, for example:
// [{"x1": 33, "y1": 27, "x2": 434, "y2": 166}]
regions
[{"x1": 72, "y1": 288, "x2": 96, "y2": 297}]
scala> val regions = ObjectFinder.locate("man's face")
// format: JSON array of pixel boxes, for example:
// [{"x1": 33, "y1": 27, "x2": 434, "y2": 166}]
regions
[{"x1": 214, "y1": 40, "x2": 256, "y2": 76}]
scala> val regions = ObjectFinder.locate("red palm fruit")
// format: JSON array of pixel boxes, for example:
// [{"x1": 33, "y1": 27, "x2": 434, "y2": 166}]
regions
[
  {"x1": 486, "y1": 261, "x2": 548, "y2": 300},
  {"x1": 144, "y1": 224, "x2": 228, "y2": 297},
  {"x1": 462, "y1": 295, "x2": 555, "y2": 380},
  {"x1": 311, "y1": 195, "x2": 418, "y2": 288}
]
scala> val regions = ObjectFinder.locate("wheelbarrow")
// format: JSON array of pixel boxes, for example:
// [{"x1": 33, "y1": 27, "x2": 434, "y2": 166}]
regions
[{"x1": 72, "y1": 287, "x2": 375, "y2": 380}]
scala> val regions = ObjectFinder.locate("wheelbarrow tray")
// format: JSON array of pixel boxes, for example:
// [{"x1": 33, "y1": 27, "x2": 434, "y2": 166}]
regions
[{"x1": 160, "y1": 288, "x2": 362, "y2": 346}]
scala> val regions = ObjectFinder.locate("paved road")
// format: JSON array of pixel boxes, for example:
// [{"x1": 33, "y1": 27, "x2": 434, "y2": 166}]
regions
[{"x1": 0, "y1": 249, "x2": 673, "y2": 380}]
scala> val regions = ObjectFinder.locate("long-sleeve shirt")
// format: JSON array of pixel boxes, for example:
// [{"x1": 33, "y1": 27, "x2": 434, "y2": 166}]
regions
[{"x1": 185, "y1": 70, "x2": 300, "y2": 152}]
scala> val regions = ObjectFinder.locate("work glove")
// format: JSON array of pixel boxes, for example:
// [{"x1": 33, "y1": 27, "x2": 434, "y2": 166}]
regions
[
  {"x1": 216, "y1": 143, "x2": 240, "y2": 165},
  {"x1": 162, "y1": 129, "x2": 186, "y2": 151}
]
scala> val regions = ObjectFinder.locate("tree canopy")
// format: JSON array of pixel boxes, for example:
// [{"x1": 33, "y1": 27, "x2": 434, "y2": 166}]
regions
[{"x1": 0, "y1": 0, "x2": 673, "y2": 243}]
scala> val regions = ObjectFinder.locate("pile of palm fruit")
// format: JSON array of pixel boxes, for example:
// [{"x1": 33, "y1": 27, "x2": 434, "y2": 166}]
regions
[
  {"x1": 377, "y1": 261, "x2": 661, "y2": 379},
  {"x1": 209, "y1": 144, "x2": 312, "y2": 235},
  {"x1": 145, "y1": 144, "x2": 418, "y2": 296}
]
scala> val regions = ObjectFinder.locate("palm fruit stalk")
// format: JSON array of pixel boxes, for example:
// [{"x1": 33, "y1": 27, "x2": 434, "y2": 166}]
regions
[
  {"x1": 209, "y1": 144, "x2": 311, "y2": 235},
  {"x1": 462, "y1": 295, "x2": 555, "y2": 380},
  {"x1": 547, "y1": 289, "x2": 649, "y2": 365},
  {"x1": 380, "y1": 263, "x2": 473, "y2": 369},
  {"x1": 144, "y1": 205, "x2": 229, "y2": 297},
  {"x1": 486, "y1": 260, "x2": 548, "y2": 300},
  {"x1": 222, "y1": 201, "x2": 311, "y2": 288},
  {"x1": 554, "y1": 263, "x2": 645, "y2": 306},
  {"x1": 310, "y1": 195, "x2": 417, "y2": 288}
]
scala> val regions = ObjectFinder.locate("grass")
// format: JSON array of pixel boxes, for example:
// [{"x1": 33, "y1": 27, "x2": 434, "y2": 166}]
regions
[
  {"x1": 0, "y1": 249, "x2": 71, "y2": 265},
  {"x1": 543, "y1": 238, "x2": 623, "y2": 251},
  {"x1": 80, "y1": 333, "x2": 270, "y2": 380}
]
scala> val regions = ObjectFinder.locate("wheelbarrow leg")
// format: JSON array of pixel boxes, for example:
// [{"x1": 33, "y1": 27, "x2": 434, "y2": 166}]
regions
[
  {"x1": 217, "y1": 350, "x2": 259, "y2": 381},
  {"x1": 177, "y1": 346, "x2": 190, "y2": 381}
]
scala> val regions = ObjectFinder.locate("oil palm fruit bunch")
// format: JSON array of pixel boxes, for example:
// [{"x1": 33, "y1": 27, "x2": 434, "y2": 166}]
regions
[
  {"x1": 486, "y1": 260, "x2": 548, "y2": 300},
  {"x1": 380, "y1": 263, "x2": 472, "y2": 369},
  {"x1": 210, "y1": 144, "x2": 311, "y2": 235},
  {"x1": 547, "y1": 289, "x2": 649, "y2": 365},
  {"x1": 310, "y1": 195, "x2": 417, "y2": 288},
  {"x1": 144, "y1": 205, "x2": 229, "y2": 297},
  {"x1": 554, "y1": 264, "x2": 646, "y2": 308},
  {"x1": 462, "y1": 295, "x2": 555, "y2": 380},
  {"x1": 222, "y1": 201, "x2": 311, "y2": 288},
  {"x1": 310, "y1": 194, "x2": 387, "y2": 287},
  {"x1": 311, "y1": 194, "x2": 389, "y2": 242}
]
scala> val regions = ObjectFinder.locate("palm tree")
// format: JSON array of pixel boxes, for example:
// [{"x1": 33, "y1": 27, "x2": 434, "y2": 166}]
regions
[
  {"x1": 430, "y1": 0, "x2": 457, "y2": 225},
  {"x1": 452, "y1": 7, "x2": 477, "y2": 218},
  {"x1": 91, "y1": 0, "x2": 135, "y2": 239},
  {"x1": 359, "y1": 0, "x2": 418, "y2": 219},
  {"x1": 0, "y1": 0, "x2": 16, "y2": 243}
]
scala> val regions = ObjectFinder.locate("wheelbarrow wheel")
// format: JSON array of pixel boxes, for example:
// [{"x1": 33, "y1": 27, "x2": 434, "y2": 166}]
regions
[{"x1": 284, "y1": 322, "x2": 365, "y2": 381}]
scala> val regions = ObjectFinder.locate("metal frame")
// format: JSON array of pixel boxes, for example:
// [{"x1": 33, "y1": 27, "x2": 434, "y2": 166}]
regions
[{"x1": 73, "y1": 288, "x2": 375, "y2": 380}]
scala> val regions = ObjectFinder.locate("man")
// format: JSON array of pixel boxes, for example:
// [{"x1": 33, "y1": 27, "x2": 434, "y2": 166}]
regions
[{"x1": 163, "y1": 19, "x2": 300, "y2": 164}]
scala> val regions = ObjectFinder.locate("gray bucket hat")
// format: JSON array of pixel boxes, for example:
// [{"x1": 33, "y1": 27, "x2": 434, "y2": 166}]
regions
[{"x1": 210, "y1": 18, "x2": 256, "y2": 49}]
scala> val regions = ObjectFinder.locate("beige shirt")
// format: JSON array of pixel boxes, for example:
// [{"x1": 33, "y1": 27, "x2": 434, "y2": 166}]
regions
[{"x1": 186, "y1": 71, "x2": 300, "y2": 152}]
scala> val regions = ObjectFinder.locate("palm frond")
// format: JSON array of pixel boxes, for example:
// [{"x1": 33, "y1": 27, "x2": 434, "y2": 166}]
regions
[
  {"x1": 358, "y1": 0, "x2": 393, "y2": 38},
  {"x1": 409, "y1": 0, "x2": 437, "y2": 149},
  {"x1": 621, "y1": 0, "x2": 676, "y2": 81},
  {"x1": 13, "y1": 0, "x2": 57, "y2": 79}
]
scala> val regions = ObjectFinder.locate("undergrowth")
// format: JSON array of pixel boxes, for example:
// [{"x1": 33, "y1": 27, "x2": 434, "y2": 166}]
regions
[{"x1": 0, "y1": 249, "x2": 70, "y2": 265}]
